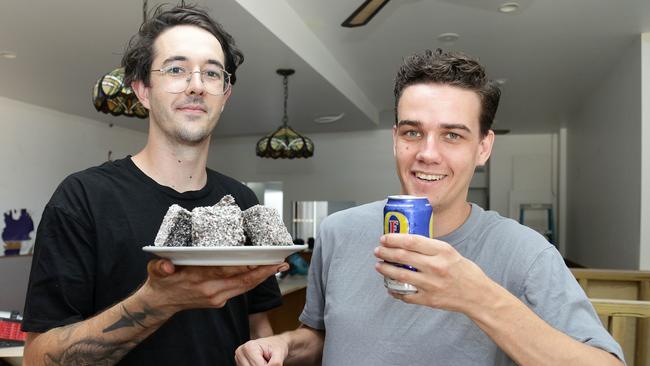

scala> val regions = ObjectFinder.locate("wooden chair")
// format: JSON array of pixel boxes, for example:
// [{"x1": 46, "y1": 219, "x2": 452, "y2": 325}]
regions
[
  {"x1": 572, "y1": 269, "x2": 650, "y2": 366},
  {"x1": 590, "y1": 299, "x2": 650, "y2": 366},
  {"x1": 571, "y1": 269, "x2": 650, "y2": 300}
]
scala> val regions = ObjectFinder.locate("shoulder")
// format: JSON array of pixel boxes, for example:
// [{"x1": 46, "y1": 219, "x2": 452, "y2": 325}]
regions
[
  {"x1": 42, "y1": 160, "x2": 128, "y2": 230},
  {"x1": 466, "y1": 205, "x2": 558, "y2": 291},
  {"x1": 472, "y1": 205, "x2": 552, "y2": 252},
  {"x1": 313, "y1": 200, "x2": 384, "y2": 265},
  {"x1": 50, "y1": 160, "x2": 125, "y2": 205}
]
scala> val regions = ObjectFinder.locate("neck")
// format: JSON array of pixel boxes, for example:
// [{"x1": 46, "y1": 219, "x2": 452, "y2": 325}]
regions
[
  {"x1": 431, "y1": 201, "x2": 472, "y2": 238},
  {"x1": 132, "y1": 132, "x2": 211, "y2": 193}
]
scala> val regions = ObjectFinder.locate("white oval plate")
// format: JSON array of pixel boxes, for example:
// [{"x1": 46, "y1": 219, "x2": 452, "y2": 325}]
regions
[{"x1": 142, "y1": 245, "x2": 307, "y2": 266}]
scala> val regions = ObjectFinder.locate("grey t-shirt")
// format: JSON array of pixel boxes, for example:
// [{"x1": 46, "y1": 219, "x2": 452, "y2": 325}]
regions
[{"x1": 299, "y1": 201, "x2": 624, "y2": 365}]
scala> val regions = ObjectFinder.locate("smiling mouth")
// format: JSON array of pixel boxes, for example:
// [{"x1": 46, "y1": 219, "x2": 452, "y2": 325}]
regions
[
  {"x1": 177, "y1": 105, "x2": 206, "y2": 113},
  {"x1": 415, "y1": 172, "x2": 446, "y2": 182}
]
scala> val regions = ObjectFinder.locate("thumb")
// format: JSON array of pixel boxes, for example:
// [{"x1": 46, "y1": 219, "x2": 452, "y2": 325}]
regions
[{"x1": 147, "y1": 259, "x2": 176, "y2": 277}]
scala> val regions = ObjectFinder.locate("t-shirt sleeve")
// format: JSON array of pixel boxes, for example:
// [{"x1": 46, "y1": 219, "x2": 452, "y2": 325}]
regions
[
  {"x1": 299, "y1": 226, "x2": 327, "y2": 330},
  {"x1": 22, "y1": 200, "x2": 97, "y2": 333},
  {"x1": 520, "y1": 247, "x2": 625, "y2": 363}
]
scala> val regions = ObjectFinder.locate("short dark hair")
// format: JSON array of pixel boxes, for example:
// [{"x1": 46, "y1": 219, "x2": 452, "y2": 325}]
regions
[
  {"x1": 393, "y1": 49, "x2": 500, "y2": 137},
  {"x1": 121, "y1": 4, "x2": 244, "y2": 87}
]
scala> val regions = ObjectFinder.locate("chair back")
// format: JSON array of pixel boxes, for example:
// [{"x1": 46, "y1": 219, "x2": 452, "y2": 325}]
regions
[{"x1": 573, "y1": 269, "x2": 650, "y2": 366}]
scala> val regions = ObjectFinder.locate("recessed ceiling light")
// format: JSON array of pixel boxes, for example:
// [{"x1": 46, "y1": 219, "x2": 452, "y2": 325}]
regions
[
  {"x1": 499, "y1": 2, "x2": 520, "y2": 13},
  {"x1": 0, "y1": 51, "x2": 17, "y2": 59},
  {"x1": 437, "y1": 33, "x2": 460, "y2": 43},
  {"x1": 314, "y1": 113, "x2": 345, "y2": 124},
  {"x1": 495, "y1": 78, "x2": 507, "y2": 85}
]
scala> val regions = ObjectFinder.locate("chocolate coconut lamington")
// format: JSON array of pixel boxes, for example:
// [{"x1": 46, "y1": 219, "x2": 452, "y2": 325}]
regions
[
  {"x1": 154, "y1": 204, "x2": 192, "y2": 247},
  {"x1": 191, "y1": 205, "x2": 245, "y2": 246},
  {"x1": 243, "y1": 205, "x2": 293, "y2": 246}
]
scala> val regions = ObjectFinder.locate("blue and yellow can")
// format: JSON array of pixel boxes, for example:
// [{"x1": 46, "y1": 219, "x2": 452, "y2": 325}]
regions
[{"x1": 383, "y1": 195, "x2": 433, "y2": 294}]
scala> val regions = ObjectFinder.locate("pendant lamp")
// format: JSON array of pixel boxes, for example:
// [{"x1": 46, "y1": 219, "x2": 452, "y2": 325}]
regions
[
  {"x1": 256, "y1": 69, "x2": 314, "y2": 159},
  {"x1": 91, "y1": 0, "x2": 153, "y2": 119}
]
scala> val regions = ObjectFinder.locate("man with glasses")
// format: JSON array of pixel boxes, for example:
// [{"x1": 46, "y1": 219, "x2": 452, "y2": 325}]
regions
[{"x1": 21, "y1": 5, "x2": 286, "y2": 366}]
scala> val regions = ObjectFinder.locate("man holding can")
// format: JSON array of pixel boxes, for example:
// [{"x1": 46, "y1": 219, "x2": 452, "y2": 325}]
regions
[{"x1": 235, "y1": 50, "x2": 624, "y2": 366}]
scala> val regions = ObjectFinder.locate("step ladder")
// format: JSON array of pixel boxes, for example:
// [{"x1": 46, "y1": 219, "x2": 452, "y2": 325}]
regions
[{"x1": 519, "y1": 203, "x2": 555, "y2": 246}]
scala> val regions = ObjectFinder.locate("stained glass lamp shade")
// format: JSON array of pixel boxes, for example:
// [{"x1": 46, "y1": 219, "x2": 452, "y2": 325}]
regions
[
  {"x1": 256, "y1": 69, "x2": 314, "y2": 159},
  {"x1": 92, "y1": 67, "x2": 148, "y2": 118}
]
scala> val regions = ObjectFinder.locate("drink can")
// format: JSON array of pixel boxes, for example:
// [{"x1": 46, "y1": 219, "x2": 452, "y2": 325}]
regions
[{"x1": 383, "y1": 195, "x2": 433, "y2": 294}]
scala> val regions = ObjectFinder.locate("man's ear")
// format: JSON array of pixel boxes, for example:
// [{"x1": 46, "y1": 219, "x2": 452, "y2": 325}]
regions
[
  {"x1": 477, "y1": 129, "x2": 495, "y2": 166},
  {"x1": 131, "y1": 80, "x2": 151, "y2": 110}
]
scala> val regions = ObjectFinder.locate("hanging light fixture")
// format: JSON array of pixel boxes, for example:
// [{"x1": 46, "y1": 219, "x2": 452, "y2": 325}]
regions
[
  {"x1": 256, "y1": 69, "x2": 314, "y2": 159},
  {"x1": 91, "y1": 0, "x2": 151, "y2": 119},
  {"x1": 92, "y1": 67, "x2": 148, "y2": 118}
]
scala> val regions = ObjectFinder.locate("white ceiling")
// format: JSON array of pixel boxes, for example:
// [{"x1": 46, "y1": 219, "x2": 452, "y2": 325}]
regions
[{"x1": 1, "y1": 0, "x2": 648, "y2": 137}]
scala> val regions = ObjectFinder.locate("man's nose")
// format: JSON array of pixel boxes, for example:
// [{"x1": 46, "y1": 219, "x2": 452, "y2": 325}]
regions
[
  {"x1": 185, "y1": 71, "x2": 206, "y2": 96},
  {"x1": 415, "y1": 135, "x2": 442, "y2": 164}
]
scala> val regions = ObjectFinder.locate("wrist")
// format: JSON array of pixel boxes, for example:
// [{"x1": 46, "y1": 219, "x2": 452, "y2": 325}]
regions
[
  {"x1": 277, "y1": 331, "x2": 293, "y2": 348},
  {"x1": 277, "y1": 331, "x2": 298, "y2": 359},
  {"x1": 133, "y1": 280, "x2": 179, "y2": 319}
]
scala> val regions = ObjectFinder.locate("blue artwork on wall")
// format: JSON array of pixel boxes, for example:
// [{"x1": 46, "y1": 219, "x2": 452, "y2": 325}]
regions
[{"x1": 1, "y1": 209, "x2": 35, "y2": 256}]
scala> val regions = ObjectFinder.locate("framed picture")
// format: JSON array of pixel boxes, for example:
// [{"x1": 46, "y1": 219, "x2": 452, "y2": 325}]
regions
[{"x1": 1, "y1": 208, "x2": 35, "y2": 256}]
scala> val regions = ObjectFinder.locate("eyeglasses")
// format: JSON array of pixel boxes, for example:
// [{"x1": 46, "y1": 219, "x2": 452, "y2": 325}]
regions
[{"x1": 151, "y1": 65, "x2": 231, "y2": 95}]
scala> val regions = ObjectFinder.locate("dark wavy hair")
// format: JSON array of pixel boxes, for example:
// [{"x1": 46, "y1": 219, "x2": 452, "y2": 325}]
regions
[
  {"x1": 121, "y1": 4, "x2": 244, "y2": 87},
  {"x1": 393, "y1": 49, "x2": 500, "y2": 137}
]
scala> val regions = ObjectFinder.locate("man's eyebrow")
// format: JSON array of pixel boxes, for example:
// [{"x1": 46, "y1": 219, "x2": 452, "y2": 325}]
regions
[
  {"x1": 206, "y1": 59, "x2": 225, "y2": 69},
  {"x1": 161, "y1": 56, "x2": 188, "y2": 65},
  {"x1": 440, "y1": 123, "x2": 472, "y2": 134},
  {"x1": 396, "y1": 120, "x2": 422, "y2": 128},
  {"x1": 160, "y1": 57, "x2": 225, "y2": 70}
]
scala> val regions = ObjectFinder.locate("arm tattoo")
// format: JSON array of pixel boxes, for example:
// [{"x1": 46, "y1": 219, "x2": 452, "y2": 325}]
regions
[
  {"x1": 103, "y1": 304, "x2": 146, "y2": 332},
  {"x1": 43, "y1": 304, "x2": 165, "y2": 365},
  {"x1": 44, "y1": 339, "x2": 134, "y2": 366}
]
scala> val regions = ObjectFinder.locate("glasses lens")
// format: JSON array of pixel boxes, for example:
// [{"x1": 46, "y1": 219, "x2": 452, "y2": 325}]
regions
[
  {"x1": 165, "y1": 76, "x2": 190, "y2": 94},
  {"x1": 203, "y1": 69, "x2": 230, "y2": 95}
]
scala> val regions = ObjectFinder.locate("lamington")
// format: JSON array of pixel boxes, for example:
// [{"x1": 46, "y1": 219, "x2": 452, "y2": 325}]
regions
[
  {"x1": 242, "y1": 205, "x2": 293, "y2": 246},
  {"x1": 154, "y1": 204, "x2": 192, "y2": 247},
  {"x1": 191, "y1": 204, "x2": 245, "y2": 246}
]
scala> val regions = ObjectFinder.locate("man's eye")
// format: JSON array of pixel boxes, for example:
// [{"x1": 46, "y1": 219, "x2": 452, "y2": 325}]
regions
[
  {"x1": 204, "y1": 70, "x2": 222, "y2": 80},
  {"x1": 402, "y1": 130, "x2": 421, "y2": 138},
  {"x1": 445, "y1": 132, "x2": 460, "y2": 140},
  {"x1": 165, "y1": 66, "x2": 186, "y2": 75}
]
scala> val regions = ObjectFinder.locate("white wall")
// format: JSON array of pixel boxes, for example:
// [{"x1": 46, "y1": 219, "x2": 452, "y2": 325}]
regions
[
  {"x1": 0, "y1": 97, "x2": 146, "y2": 312},
  {"x1": 567, "y1": 37, "x2": 642, "y2": 269},
  {"x1": 208, "y1": 129, "x2": 401, "y2": 227},
  {"x1": 641, "y1": 33, "x2": 650, "y2": 270},
  {"x1": 488, "y1": 134, "x2": 559, "y2": 250}
]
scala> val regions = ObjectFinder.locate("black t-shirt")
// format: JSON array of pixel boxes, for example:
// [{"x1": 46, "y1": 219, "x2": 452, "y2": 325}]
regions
[{"x1": 22, "y1": 157, "x2": 283, "y2": 365}]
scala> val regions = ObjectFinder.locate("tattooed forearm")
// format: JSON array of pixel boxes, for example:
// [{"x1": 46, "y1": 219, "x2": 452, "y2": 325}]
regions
[
  {"x1": 40, "y1": 304, "x2": 166, "y2": 365},
  {"x1": 55, "y1": 323, "x2": 78, "y2": 343},
  {"x1": 103, "y1": 303, "x2": 164, "y2": 333},
  {"x1": 44, "y1": 338, "x2": 136, "y2": 366}
]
